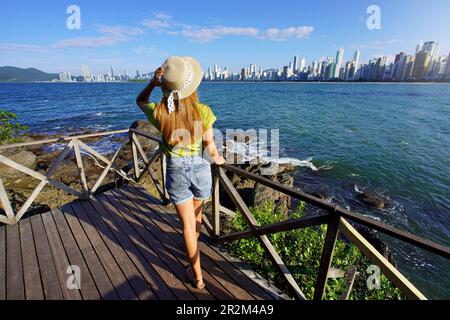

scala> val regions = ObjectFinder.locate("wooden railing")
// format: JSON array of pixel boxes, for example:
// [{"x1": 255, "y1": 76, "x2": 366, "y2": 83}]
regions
[
  {"x1": 0, "y1": 128, "x2": 165, "y2": 224},
  {"x1": 1, "y1": 128, "x2": 449, "y2": 300}
]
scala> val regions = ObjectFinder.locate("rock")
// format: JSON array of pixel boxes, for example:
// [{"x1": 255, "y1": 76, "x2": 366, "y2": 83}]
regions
[
  {"x1": 130, "y1": 120, "x2": 161, "y2": 151},
  {"x1": 357, "y1": 190, "x2": 389, "y2": 209},
  {"x1": 0, "y1": 150, "x2": 37, "y2": 180}
]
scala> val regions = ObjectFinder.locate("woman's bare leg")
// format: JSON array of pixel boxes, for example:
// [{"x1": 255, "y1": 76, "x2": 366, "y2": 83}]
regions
[
  {"x1": 176, "y1": 199, "x2": 203, "y2": 284},
  {"x1": 193, "y1": 199, "x2": 204, "y2": 239}
]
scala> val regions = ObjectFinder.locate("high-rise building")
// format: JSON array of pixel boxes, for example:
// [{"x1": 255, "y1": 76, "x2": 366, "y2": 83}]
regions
[
  {"x1": 334, "y1": 48, "x2": 344, "y2": 78},
  {"x1": 422, "y1": 41, "x2": 440, "y2": 61},
  {"x1": 58, "y1": 72, "x2": 72, "y2": 82},
  {"x1": 416, "y1": 41, "x2": 424, "y2": 54},
  {"x1": 392, "y1": 52, "x2": 406, "y2": 80},
  {"x1": 412, "y1": 51, "x2": 430, "y2": 79},
  {"x1": 299, "y1": 58, "x2": 306, "y2": 72},
  {"x1": 81, "y1": 65, "x2": 91, "y2": 81},
  {"x1": 293, "y1": 56, "x2": 299, "y2": 73},
  {"x1": 445, "y1": 52, "x2": 450, "y2": 78},
  {"x1": 353, "y1": 50, "x2": 360, "y2": 76},
  {"x1": 110, "y1": 66, "x2": 115, "y2": 79}
]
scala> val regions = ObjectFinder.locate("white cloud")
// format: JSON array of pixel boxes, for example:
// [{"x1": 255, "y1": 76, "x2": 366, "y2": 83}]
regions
[
  {"x1": 141, "y1": 11, "x2": 313, "y2": 43},
  {"x1": 52, "y1": 25, "x2": 144, "y2": 49},
  {"x1": 260, "y1": 26, "x2": 314, "y2": 41},
  {"x1": 179, "y1": 27, "x2": 260, "y2": 43},
  {"x1": 0, "y1": 43, "x2": 51, "y2": 53}
]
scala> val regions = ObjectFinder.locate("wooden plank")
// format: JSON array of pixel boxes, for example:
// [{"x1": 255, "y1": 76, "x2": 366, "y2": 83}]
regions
[
  {"x1": 313, "y1": 215, "x2": 340, "y2": 300},
  {"x1": 0, "y1": 177, "x2": 14, "y2": 221},
  {"x1": 130, "y1": 183, "x2": 277, "y2": 300},
  {"x1": 338, "y1": 217, "x2": 427, "y2": 300},
  {"x1": 104, "y1": 190, "x2": 197, "y2": 300},
  {"x1": 75, "y1": 199, "x2": 153, "y2": 300},
  {"x1": 218, "y1": 168, "x2": 305, "y2": 300},
  {"x1": 128, "y1": 183, "x2": 276, "y2": 300},
  {"x1": 70, "y1": 200, "x2": 137, "y2": 300},
  {"x1": 0, "y1": 226, "x2": 6, "y2": 299},
  {"x1": 94, "y1": 193, "x2": 176, "y2": 300},
  {"x1": 117, "y1": 185, "x2": 235, "y2": 300},
  {"x1": 85, "y1": 197, "x2": 157, "y2": 300},
  {"x1": 60, "y1": 206, "x2": 119, "y2": 300},
  {"x1": 108, "y1": 188, "x2": 213, "y2": 300},
  {"x1": 212, "y1": 166, "x2": 220, "y2": 237},
  {"x1": 73, "y1": 139, "x2": 89, "y2": 198},
  {"x1": 50, "y1": 210, "x2": 100, "y2": 300},
  {"x1": 121, "y1": 184, "x2": 257, "y2": 300},
  {"x1": 18, "y1": 219, "x2": 44, "y2": 300},
  {"x1": 6, "y1": 223, "x2": 24, "y2": 299},
  {"x1": 29, "y1": 214, "x2": 63, "y2": 300},
  {"x1": 40, "y1": 212, "x2": 82, "y2": 300}
]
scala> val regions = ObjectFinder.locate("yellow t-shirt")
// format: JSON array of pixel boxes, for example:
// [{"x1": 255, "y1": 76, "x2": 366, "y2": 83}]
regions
[{"x1": 143, "y1": 102, "x2": 217, "y2": 157}]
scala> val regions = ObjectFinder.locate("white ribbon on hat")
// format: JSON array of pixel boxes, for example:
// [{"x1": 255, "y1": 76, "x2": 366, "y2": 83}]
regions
[{"x1": 167, "y1": 60, "x2": 193, "y2": 114}]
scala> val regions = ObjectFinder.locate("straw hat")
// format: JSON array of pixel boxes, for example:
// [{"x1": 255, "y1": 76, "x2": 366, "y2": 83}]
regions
[{"x1": 161, "y1": 56, "x2": 202, "y2": 113}]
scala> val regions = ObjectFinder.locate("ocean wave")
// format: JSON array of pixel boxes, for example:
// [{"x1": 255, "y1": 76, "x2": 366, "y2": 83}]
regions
[{"x1": 225, "y1": 140, "x2": 319, "y2": 171}]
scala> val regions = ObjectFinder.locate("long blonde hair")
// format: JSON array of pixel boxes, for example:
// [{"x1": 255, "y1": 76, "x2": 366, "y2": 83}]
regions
[{"x1": 154, "y1": 91, "x2": 202, "y2": 146}]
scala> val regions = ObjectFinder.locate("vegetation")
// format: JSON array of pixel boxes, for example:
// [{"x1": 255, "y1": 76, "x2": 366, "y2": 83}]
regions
[
  {"x1": 227, "y1": 201, "x2": 404, "y2": 300},
  {"x1": 0, "y1": 110, "x2": 28, "y2": 144}
]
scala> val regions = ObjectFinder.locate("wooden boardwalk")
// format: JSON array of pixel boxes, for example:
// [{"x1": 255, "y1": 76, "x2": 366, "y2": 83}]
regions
[{"x1": 0, "y1": 183, "x2": 279, "y2": 300}]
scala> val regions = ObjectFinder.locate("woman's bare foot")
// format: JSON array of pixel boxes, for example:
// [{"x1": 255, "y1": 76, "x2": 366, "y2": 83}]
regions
[{"x1": 186, "y1": 266, "x2": 205, "y2": 289}]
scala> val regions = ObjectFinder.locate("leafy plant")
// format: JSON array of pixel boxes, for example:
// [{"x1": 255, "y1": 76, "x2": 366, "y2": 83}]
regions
[
  {"x1": 0, "y1": 110, "x2": 28, "y2": 144},
  {"x1": 227, "y1": 200, "x2": 404, "y2": 300}
]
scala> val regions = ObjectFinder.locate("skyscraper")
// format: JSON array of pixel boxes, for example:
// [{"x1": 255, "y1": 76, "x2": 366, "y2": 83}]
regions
[
  {"x1": 110, "y1": 66, "x2": 115, "y2": 79},
  {"x1": 299, "y1": 58, "x2": 306, "y2": 72},
  {"x1": 422, "y1": 42, "x2": 439, "y2": 59},
  {"x1": 81, "y1": 65, "x2": 90, "y2": 81},
  {"x1": 353, "y1": 50, "x2": 360, "y2": 73},
  {"x1": 446, "y1": 52, "x2": 450, "y2": 78},
  {"x1": 412, "y1": 51, "x2": 430, "y2": 79},
  {"x1": 293, "y1": 56, "x2": 299, "y2": 73},
  {"x1": 334, "y1": 48, "x2": 344, "y2": 78}
]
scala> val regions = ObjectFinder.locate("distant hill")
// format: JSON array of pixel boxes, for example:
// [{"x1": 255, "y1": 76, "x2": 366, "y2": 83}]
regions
[{"x1": 0, "y1": 66, "x2": 59, "y2": 82}]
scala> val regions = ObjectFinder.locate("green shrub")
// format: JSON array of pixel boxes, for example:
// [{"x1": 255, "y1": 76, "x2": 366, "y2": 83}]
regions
[
  {"x1": 0, "y1": 110, "x2": 28, "y2": 144},
  {"x1": 227, "y1": 201, "x2": 404, "y2": 300}
]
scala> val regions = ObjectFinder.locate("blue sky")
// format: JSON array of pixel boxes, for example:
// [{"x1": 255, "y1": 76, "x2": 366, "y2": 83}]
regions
[{"x1": 1, "y1": 0, "x2": 449, "y2": 75}]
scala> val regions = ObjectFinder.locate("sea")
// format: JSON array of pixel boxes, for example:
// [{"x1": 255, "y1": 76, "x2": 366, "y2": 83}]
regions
[{"x1": 1, "y1": 82, "x2": 449, "y2": 298}]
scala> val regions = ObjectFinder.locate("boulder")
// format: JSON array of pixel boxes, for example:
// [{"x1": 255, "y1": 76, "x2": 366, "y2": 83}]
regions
[
  {"x1": 0, "y1": 150, "x2": 37, "y2": 180},
  {"x1": 357, "y1": 190, "x2": 390, "y2": 210},
  {"x1": 130, "y1": 120, "x2": 161, "y2": 151}
]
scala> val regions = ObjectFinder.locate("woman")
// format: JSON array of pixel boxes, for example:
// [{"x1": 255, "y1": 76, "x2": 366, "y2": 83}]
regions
[{"x1": 136, "y1": 56, "x2": 225, "y2": 290}]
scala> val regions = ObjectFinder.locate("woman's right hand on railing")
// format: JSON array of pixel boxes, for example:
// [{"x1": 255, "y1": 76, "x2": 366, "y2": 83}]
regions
[{"x1": 213, "y1": 155, "x2": 226, "y2": 166}]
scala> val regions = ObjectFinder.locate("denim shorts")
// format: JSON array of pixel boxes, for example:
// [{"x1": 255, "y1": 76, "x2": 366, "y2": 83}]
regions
[{"x1": 165, "y1": 155, "x2": 213, "y2": 205}]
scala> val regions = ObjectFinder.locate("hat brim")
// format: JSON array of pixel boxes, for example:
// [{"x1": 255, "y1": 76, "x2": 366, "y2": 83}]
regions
[{"x1": 162, "y1": 56, "x2": 202, "y2": 100}]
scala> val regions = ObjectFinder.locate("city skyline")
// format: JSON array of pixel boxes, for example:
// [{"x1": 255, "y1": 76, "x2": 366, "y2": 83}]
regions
[
  {"x1": 57, "y1": 40, "x2": 449, "y2": 83},
  {"x1": 1, "y1": 0, "x2": 450, "y2": 74}
]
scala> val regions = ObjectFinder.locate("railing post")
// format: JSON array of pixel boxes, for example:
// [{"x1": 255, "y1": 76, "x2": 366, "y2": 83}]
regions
[
  {"x1": 73, "y1": 138, "x2": 89, "y2": 199},
  {"x1": 160, "y1": 146, "x2": 170, "y2": 202},
  {"x1": 212, "y1": 165, "x2": 220, "y2": 237},
  {"x1": 130, "y1": 132, "x2": 140, "y2": 180},
  {"x1": 314, "y1": 213, "x2": 340, "y2": 300}
]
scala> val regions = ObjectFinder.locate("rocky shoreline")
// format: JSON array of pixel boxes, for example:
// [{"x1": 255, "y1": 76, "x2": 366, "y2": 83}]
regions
[{"x1": 0, "y1": 121, "x2": 395, "y2": 264}]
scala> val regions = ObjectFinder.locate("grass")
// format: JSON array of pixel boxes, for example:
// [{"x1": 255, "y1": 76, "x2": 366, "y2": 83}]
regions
[{"x1": 227, "y1": 201, "x2": 404, "y2": 300}]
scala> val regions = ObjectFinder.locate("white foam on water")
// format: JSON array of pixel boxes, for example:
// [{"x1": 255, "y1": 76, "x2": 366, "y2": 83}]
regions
[{"x1": 225, "y1": 140, "x2": 319, "y2": 171}]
